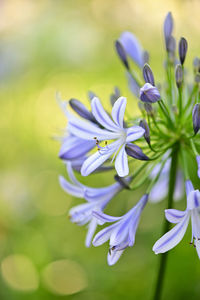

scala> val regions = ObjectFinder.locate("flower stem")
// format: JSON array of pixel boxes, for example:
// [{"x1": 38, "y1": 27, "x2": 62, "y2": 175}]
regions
[{"x1": 152, "y1": 144, "x2": 179, "y2": 300}]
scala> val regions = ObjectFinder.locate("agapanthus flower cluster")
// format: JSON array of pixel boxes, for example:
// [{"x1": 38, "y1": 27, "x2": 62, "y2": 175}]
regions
[{"x1": 57, "y1": 12, "x2": 200, "y2": 265}]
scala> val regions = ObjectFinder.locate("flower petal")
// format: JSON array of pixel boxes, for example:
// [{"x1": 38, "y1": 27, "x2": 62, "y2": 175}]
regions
[
  {"x1": 107, "y1": 249, "x2": 124, "y2": 266},
  {"x1": 59, "y1": 175, "x2": 83, "y2": 198},
  {"x1": 187, "y1": 190, "x2": 200, "y2": 210},
  {"x1": 165, "y1": 209, "x2": 186, "y2": 223},
  {"x1": 81, "y1": 146, "x2": 116, "y2": 177},
  {"x1": 85, "y1": 183, "x2": 121, "y2": 203},
  {"x1": 185, "y1": 180, "x2": 194, "y2": 197},
  {"x1": 93, "y1": 211, "x2": 122, "y2": 224},
  {"x1": 59, "y1": 136, "x2": 95, "y2": 160},
  {"x1": 91, "y1": 97, "x2": 120, "y2": 131},
  {"x1": 111, "y1": 97, "x2": 127, "y2": 128},
  {"x1": 119, "y1": 31, "x2": 144, "y2": 67},
  {"x1": 85, "y1": 218, "x2": 98, "y2": 247},
  {"x1": 153, "y1": 214, "x2": 190, "y2": 254},
  {"x1": 126, "y1": 126, "x2": 145, "y2": 143},
  {"x1": 92, "y1": 223, "x2": 117, "y2": 246},
  {"x1": 68, "y1": 114, "x2": 119, "y2": 141},
  {"x1": 115, "y1": 145, "x2": 129, "y2": 177},
  {"x1": 66, "y1": 162, "x2": 83, "y2": 186},
  {"x1": 191, "y1": 210, "x2": 200, "y2": 240}
]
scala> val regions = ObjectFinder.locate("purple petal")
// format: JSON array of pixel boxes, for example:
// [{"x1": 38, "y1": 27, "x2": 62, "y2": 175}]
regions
[
  {"x1": 153, "y1": 214, "x2": 190, "y2": 254},
  {"x1": 187, "y1": 190, "x2": 200, "y2": 210},
  {"x1": 126, "y1": 126, "x2": 145, "y2": 143},
  {"x1": 85, "y1": 218, "x2": 98, "y2": 247},
  {"x1": 92, "y1": 211, "x2": 122, "y2": 224},
  {"x1": 119, "y1": 31, "x2": 144, "y2": 67},
  {"x1": 59, "y1": 136, "x2": 95, "y2": 160},
  {"x1": 92, "y1": 223, "x2": 117, "y2": 246},
  {"x1": 165, "y1": 209, "x2": 186, "y2": 224},
  {"x1": 191, "y1": 210, "x2": 200, "y2": 240},
  {"x1": 85, "y1": 183, "x2": 121, "y2": 203},
  {"x1": 196, "y1": 155, "x2": 200, "y2": 178},
  {"x1": 91, "y1": 97, "x2": 120, "y2": 131},
  {"x1": 107, "y1": 249, "x2": 124, "y2": 266},
  {"x1": 111, "y1": 97, "x2": 127, "y2": 128},
  {"x1": 59, "y1": 176, "x2": 83, "y2": 198},
  {"x1": 185, "y1": 180, "x2": 194, "y2": 197},
  {"x1": 115, "y1": 145, "x2": 129, "y2": 177}
]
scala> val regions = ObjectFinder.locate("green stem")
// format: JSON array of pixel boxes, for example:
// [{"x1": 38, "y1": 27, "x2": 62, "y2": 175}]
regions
[{"x1": 153, "y1": 144, "x2": 179, "y2": 300}]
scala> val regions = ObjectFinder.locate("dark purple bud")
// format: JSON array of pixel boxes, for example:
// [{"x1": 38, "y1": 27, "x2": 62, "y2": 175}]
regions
[
  {"x1": 164, "y1": 12, "x2": 173, "y2": 51},
  {"x1": 115, "y1": 40, "x2": 130, "y2": 70},
  {"x1": 139, "y1": 119, "x2": 150, "y2": 144},
  {"x1": 110, "y1": 86, "x2": 121, "y2": 106},
  {"x1": 88, "y1": 91, "x2": 97, "y2": 101},
  {"x1": 143, "y1": 64, "x2": 155, "y2": 86},
  {"x1": 175, "y1": 64, "x2": 183, "y2": 88},
  {"x1": 179, "y1": 37, "x2": 188, "y2": 65},
  {"x1": 69, "y1": 98, "x2": 95, "y2": 122},
  {"x1": 192, "y1": 104, "x2": 200, "y2": 134},
  {"x1": 140, "y1": 83, "x2": 160, "y2": 103},
  {"x1": 125, "y1": 143, "x2": 149, "y2": 160}
]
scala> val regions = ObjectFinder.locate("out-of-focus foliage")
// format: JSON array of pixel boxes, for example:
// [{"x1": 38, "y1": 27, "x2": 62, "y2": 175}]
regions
[{"x1": 0, "y1": 0, "x2": 200, "y2": 299}]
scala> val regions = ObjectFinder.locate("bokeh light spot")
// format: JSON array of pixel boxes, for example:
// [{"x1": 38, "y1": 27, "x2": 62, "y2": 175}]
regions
[
  {"x1": 42, "y1": 259, "x2": 87, "y2": 295},
  {"x1": 1, "y1": 254, "x2": 39, "y2": 292}
]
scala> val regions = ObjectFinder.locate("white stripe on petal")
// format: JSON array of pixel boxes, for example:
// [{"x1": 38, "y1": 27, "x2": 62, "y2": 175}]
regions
[
  {"x1": 92, "y1": 223, "x2": 117, "y2": 246},
  {"x1": 111, "y1": 97, "x2": 127, "y2": 128},
  {"x1": 115, "y1": 145, "x2": 129, "y2": 177},
  {"x1": 85, "y1": 219, "x2": 98, "y2": 248},
  {"x1": 153, "y1": 214, "x2": 190, "y2": 254},
  {"x1": 91, "y1": 97, "x2": 120, "y2": 131}
]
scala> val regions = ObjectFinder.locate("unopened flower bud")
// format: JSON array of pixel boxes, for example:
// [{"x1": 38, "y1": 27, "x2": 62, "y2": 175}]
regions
[
  {"x1": 143, "y1": 64, "x2": 155, "y2": 86},
  {"x1": 192, "y1": 104, "x2": 200, "y2": 134},
  {"x1": 179, "y1": 37, "x2": 188, "y2": 65},
  {"x1": 69, "y1": 98, "x2": 95, "y2": 122},
  {"x1": 139, "y1": 119, "x2": 150, "y2": 144},
  {"x1": 175, "y1": 64, "x2": 183, "y2": 88},
  {"x1": 193, "y1": 57, "x2": 200, "y2": 73},
  {"x1": 125, "y1": 143, "x2": 149, "y2": 160},
  {"x1": 164, "y1": 12, "x2": 173, "y2": 52},
  {"x1": 115, "y1": 40, "x2": 130, "y2": 70},
  {"x1": 140, "y1": 83, "x2": 160, "y2": 103},
  {"x1": 144, "y1": 103, "x2": 154, "y2": 116}
]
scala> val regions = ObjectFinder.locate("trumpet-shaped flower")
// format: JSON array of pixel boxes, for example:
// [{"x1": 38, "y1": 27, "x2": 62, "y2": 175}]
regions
[
  {"x1": 153, "y1": 180, "x2": 200, "y2": 258},
  {"x1": 59, "y1": 162, "x2": 125, "y2": 247},
  {"x1": 92, "y1": 194, "x2": 148, "y2": 265}
]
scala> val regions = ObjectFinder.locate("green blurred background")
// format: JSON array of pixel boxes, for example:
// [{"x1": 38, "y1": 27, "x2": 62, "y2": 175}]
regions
[{"x1": 1, "y1": 0, "x2": 200, "y2": 299}]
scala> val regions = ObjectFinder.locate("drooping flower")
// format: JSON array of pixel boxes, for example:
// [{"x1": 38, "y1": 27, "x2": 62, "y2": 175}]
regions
[
  {"x1": 149, "y1": 158, "x2": 184, "y2": 203},
  {"x1": 92, "y1": 194, "x2": 148, "y2": 265},
  {"x1": 153, "y1": 180, "x2": 200, "y2": 258},
  {"x1": 75, "y1": 97, "x2": 145, "y2": 177},
  {"x1": 59, "y1": 162, "x2": 126, "y2": 247}
]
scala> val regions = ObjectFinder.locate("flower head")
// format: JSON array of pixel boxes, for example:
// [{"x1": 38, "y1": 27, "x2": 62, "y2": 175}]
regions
[
  {"x1": 92, "y1": 194, "x2": 148, "y2": 265},
  {"x1": 153, "y1": 180, "x2": 200, "y2": 258},
  {"x1": 59, "y1": 162, "x2": 126, "y2": 247},
  {"x1": 140, "y1": 83, "x2": 160, "y2": 103}
]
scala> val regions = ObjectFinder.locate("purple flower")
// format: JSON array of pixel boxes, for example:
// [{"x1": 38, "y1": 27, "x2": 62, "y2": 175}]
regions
[
  {"x1": 140, "y1": 83, "x2": 160, "y2": 103},
  {"x1": 153, "y1": 180, "x2": 200, "y2": 258},
  {"x1": 74, "y1": 97, "x2": 145, "y2": 177},
  {"x1": 92, "y1": 194, "x2": 148, "y2": 265},
  {"x1": 149, "y1": 158, "x2": 184, "y2": 203},
  {"x1": 59, "y1": 162, "x2": 124, "y2": 247},
  {"x1": 119, "y1": 31, "x2": 145, "y2": 67}
]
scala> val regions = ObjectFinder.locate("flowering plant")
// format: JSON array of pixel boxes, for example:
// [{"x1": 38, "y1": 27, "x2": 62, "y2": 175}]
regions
[{"x1": 57, "y1": 12, "x2": 200, "y2": 299}]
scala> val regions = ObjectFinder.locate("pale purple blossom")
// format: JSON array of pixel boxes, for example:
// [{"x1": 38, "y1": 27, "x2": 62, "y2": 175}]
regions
[
  {"x1": 153, "y1": 180, "x2": 200, "y2": 258},
  {"x1": 140, "y1": 83, "x2": 160, "y2": 103},
  {"x1": 59, "y1": 162, "x2": 124, "y2": 247},
  {"x1": 92, "y1": 194, "x2": 148, "y2": 265}
]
